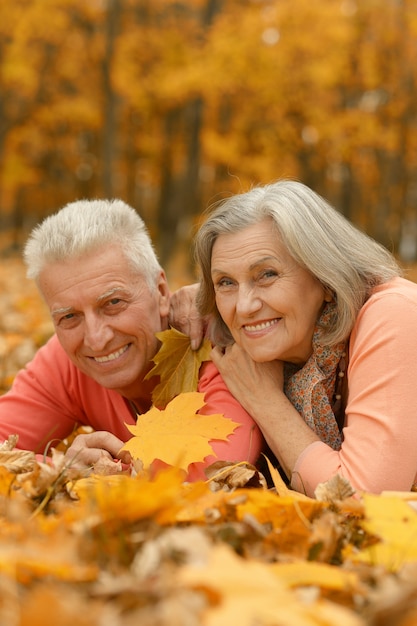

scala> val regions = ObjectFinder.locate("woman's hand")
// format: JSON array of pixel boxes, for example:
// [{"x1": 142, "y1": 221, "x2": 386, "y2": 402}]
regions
[
  {"x1": 63, "y1": 431, "x2": 132, "y2": 472},
  {"x1": 211, "y1": 343, "x2": 285, "y2": 414},
  {"x1": 169, "y1": 283, "x2": 207, "y2": 350},
  {"x1": 211, "y1": 343, "x2": 319, "y2": 477}
]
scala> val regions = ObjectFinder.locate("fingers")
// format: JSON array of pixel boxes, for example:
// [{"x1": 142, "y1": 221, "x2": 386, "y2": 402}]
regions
[
  {"x1": 187, "y1": 315, "x2": 206, "y2": 351},
  {"x1": 64, "y1": 431, "x2": 131, "y2": 469},
  {"x1": 169, "y1": 283, "x2": 206, "y2": 350}
]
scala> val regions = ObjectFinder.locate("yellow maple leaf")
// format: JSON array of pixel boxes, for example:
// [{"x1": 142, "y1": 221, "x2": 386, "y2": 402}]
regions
[
  {"x1": 145, "y1": 328, "x2": 212, "y2": 407},
  {"x1": 351, "y1": 493, "x2": 417, "y2": 571},
  {"x1": 121, "y1": 392, "x2": 239, "y2": 472}
]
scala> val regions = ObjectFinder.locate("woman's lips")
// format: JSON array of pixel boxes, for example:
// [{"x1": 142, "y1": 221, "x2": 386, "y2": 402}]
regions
[{"x1": 242, "y1": 318, "x2": 280, "y2": 332}]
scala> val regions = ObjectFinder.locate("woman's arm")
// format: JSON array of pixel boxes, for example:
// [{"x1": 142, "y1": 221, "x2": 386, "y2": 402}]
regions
[
  {"x1": 210, "y1": 343, "x2": 320, "y2": 479},
  {"x1": 211, "y1": 286, "x2": 417, "y2": 496}
]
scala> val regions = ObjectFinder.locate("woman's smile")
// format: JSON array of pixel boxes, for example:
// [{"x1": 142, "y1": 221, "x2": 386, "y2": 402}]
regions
[{"x1": 242, "y1": 318, "x2": 280, "y2": 333}]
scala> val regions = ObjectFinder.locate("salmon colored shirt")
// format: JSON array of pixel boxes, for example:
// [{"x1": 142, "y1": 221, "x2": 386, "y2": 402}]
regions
[
  {"x1": 291, "y1": 277, "x2": 417, "y2": 496},
  {"x1": 0, "y1": 335, "x2": 263, "y2": 480}
]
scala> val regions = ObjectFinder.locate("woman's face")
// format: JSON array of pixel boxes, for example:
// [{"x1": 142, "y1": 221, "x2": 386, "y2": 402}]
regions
[{"x1": 210, "y1": 219, "x2": 330, "y2": 364}]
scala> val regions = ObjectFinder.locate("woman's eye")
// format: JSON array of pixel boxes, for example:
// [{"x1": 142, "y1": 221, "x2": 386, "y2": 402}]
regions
[
  {"x1": 215, "y1": 277, "x2": 234, "y2": 290},
  {"x1": 259, "y1": 269, "x2": 278, "y2": 281}
]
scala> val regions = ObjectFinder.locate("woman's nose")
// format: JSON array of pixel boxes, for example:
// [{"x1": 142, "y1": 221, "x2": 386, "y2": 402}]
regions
[{"x1": 235, "y1": 285, "x2": 262, "y2": 315}]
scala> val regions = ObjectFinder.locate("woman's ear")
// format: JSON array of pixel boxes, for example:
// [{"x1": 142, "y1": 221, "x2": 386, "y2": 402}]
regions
[{"x1": 324, "y1": 287, "x2": 334, "y2": 303}]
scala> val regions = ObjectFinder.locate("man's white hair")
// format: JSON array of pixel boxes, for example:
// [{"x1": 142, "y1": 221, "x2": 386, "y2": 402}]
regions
[{"x1": 24, "y1": 198, "x2": 162, "y2": 287}]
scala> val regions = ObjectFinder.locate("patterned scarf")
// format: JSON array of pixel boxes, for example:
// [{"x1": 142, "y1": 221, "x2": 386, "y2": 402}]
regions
[{"x1": 284, "y1": 303, "x2": 346, "y2": 450}]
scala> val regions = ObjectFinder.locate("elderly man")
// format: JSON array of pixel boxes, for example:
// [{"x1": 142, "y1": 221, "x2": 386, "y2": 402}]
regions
[{"x1": 0, "y1": 199, "x2": 262, "y2": 478}]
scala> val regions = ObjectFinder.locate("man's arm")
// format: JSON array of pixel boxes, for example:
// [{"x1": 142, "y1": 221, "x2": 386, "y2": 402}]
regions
[
  {"x1": 0, "y1": 335, "x2": 133, "y2": 460},
  {"x1": 0, "y1": 337, "x2": 81, "y2": 453}
]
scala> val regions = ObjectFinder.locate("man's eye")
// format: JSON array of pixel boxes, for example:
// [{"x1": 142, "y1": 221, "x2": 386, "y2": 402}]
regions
[
  {"x1": 57, "y1": 312, "x2": 77, "y2": 328},
  {"x1": 105, "y1": 298, "x2": 126, "y2": 313}
]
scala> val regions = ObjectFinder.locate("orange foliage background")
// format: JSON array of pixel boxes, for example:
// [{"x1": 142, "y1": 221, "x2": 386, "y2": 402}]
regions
[{"x1": 0, "y1": 0, "x2": 417, "y2": 271}]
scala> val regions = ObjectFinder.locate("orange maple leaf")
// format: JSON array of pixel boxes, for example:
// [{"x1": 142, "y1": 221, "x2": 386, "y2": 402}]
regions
[
  {"x1": 121, "y1": 392, "x2": 239, "y2": 472},
  {"x1": 144, "y1": 328, "x2": 212, "y2": 407}
]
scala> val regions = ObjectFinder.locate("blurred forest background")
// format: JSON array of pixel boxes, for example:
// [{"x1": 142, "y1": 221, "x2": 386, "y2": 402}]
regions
[{"x1": 1, "y1": 0, "x2": 417, "y2": 390}]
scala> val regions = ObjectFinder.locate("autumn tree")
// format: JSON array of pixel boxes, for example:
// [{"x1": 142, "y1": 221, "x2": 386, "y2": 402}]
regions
[{"x1": 1, "y1": 0, "x2": 416, "y2": 268}]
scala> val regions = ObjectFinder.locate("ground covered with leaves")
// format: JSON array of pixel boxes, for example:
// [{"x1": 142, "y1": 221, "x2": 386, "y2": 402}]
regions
[
  {"x1": 1, "y1": 443, "x2": 417, "y2": 626},
  {"x1": 1, "y1": 253, "x2": 417, "y2": 625}
]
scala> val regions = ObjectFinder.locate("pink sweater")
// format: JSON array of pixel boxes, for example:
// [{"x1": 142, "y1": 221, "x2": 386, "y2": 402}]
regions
[
  {"x1": 291, "y1": 277, "x2": 417, "y2": 496},
  {"x1": 0, "y1": 335, "x2": 263, "y2": 480}
]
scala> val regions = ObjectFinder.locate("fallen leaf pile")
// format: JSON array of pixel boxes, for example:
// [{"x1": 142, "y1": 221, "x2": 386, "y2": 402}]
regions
[
  {"x1": 2, "y1": 254, "x2": 417, "y2": 624},
  {"x1": 0, "y1": 440, "x2": 417, "y2": 625}
]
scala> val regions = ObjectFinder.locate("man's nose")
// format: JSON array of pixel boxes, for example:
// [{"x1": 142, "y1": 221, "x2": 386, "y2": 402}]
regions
[
  {"x1": 83, "y1": 315, "x2": 113, "y2": 351},
  {"x1": 235, "y1": 285, "x2": 262, "y2": 315}
]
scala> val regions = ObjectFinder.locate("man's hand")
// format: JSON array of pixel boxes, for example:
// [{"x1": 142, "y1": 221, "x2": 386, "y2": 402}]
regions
[
  {"x1": 63, "y1": 431, "x2": 131, "y2": 472},
  {"x1": 169, "y1": 283, "x2": 206, "y2": 350}
]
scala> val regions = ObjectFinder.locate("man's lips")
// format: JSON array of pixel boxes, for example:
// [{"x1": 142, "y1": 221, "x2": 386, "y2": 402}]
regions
[
  {"x1": 243, "y1": 318, "x2": 280, "y2": 332},
  {"x1": 91, "y1": 344, "x2": 130, "y2": 363}
]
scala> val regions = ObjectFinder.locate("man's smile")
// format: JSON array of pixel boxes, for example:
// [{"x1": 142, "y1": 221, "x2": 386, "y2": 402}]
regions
[{"x1": 91, "y1": 344, "x2": 130, "y2": 363}]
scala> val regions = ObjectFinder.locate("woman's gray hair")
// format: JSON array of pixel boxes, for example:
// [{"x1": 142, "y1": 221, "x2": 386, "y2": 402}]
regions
[
  {"x1": 194, "y1": 179, "x2": 402, "y2": 346},
  {"x1": 24, "y1": 198, "x2": 162, "y2": 288}
]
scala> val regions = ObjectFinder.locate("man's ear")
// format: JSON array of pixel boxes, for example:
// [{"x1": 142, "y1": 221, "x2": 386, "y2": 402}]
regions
[{"x1": 157, "y1": 270, "x2": 171, "y2": 317}]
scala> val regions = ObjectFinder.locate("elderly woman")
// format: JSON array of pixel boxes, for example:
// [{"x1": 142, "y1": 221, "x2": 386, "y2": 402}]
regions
[{"x1": 194, "y1": 179, "x2": 417, "y2": 496}]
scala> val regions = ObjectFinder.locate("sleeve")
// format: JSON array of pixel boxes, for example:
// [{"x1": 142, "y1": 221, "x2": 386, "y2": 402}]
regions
[
  {"x1": 0, "y1": 335, "x2": 92, "y2": 453},
  {"x1": 291, "y1": 289, "x2": 417, "y2": 496},
  {"x1": 186, "y1": 360, "x2": 265, "y2": 481}
]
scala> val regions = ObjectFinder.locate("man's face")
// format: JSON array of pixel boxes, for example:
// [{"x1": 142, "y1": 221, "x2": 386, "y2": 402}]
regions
[{"x1": 38, "y1": 245, "x2": 170, "y2": 400}]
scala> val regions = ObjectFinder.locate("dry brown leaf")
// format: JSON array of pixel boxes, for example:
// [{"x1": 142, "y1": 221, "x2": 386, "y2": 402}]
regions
[
  {"x1": 0, "y1": 449, "x2": 35, "y2": 474},
  {"x1": 121, "y1": 392, "x2": 239, "y2": 472},
  {"x1": 315, "y1": 474, "x2": 356, "y2": 502},
  {"x1": 0, "y1": 434, "x2": 19, "y2": 451},
  {"x1": 144, "y1": 328, "x2": 212, "y2": 407},
  {"x1": 205, "y1": 460, "x2": 268, "y2": 491},
  {"x1": 307, "y1": 508, "x2": 346, "y2": 563},
  {"x1": 0, "y1": 434, "x2": 36, "y2": 474}
]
